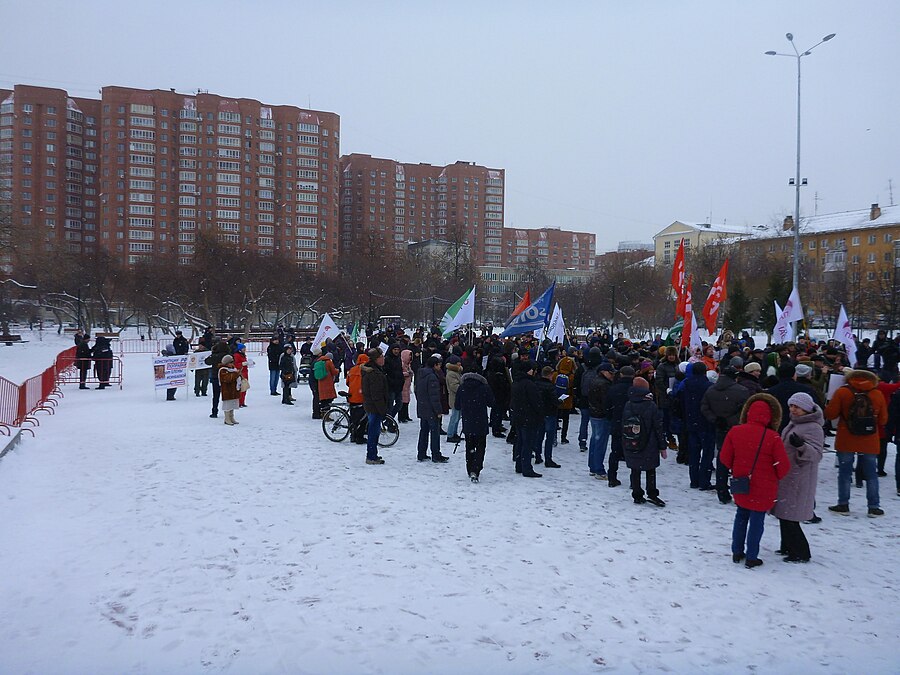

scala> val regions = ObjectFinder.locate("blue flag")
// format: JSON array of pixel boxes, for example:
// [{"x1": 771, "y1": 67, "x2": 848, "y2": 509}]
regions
[{"x1": 500, "y1": 282, "x2": 556, "y2": 338}]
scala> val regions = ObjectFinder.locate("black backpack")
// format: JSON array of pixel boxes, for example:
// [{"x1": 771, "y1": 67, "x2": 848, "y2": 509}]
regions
[
  {"x1": 622, "y1": 413, "x2": 648, "y2": 452},
  {"x1": 845, "y1": 386, "x2": 876, "y2": 436}
]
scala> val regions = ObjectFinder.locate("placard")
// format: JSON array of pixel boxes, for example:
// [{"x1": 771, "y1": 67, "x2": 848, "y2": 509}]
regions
[
  {"x1": 825, "y1": 373, "x2": 846, "y2": 402},
  {"x1": 153, "y1": 355, "x2": 189, "y2": 389}
]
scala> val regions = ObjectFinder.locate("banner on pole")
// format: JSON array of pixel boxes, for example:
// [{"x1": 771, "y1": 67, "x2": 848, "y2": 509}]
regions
[{"x1": 153, "y1": 355, "x2": 189, "y2": 389}]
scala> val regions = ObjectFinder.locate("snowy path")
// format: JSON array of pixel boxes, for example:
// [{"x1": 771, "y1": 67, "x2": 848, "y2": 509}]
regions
[{"x1": 0, "y1": 353, "x2": 898, "y2": 673}]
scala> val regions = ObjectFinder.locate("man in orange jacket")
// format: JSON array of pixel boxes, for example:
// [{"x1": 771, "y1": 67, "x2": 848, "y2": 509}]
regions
[
  {"x1": 825, "y1": 369, "x2": 888, "y2": 517},
  {"x1": 346, "y1": 353, "x2": 369, "y2": 444}
]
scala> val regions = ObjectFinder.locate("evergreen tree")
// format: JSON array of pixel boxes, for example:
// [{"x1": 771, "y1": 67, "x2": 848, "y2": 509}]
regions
[
  {"x1": 754, "y1": 273, "x2": 790, "y2": 337},
  {"x1": 723, "y1": 278, "x2": 752, "y2": 334}
]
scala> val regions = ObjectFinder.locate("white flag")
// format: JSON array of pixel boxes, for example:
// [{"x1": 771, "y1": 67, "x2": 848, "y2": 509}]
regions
[
  {"x1": 689, "y1": 311, "x2": 703, "y2": 351},
  {"x1": 783, "y1": 287, "x2": 804, "y2": 323},
  {"x1": 313, "y1": 312, "x2": 340, "y2": 349},
  {"x1": 834, "y1": 305, "x2": 858, "y2": 367},
  {"x1": 546, "y1": 303, "x2": 565, "y2": 344},
  {"x1": 773, "y1": 300, "x2": 794, "y2": 343},
  {"x1": 439, "y1": 287, "x2": 475, "y2": 338}
]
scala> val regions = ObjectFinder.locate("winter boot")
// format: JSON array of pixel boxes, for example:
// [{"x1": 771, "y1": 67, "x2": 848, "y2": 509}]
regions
[
  {"x1": 399, "y1": 403, "x2": 411, "y2": 422},
  {"x1": 224, "y1": 410, "x2": 235, "y2": 426}
]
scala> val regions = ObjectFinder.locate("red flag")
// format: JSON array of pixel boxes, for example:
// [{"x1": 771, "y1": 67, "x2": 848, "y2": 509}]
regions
[
  {"x1": 671, "y1": 238, "x2": 686, "y2": 317},
  {"x1": 511, "y1": 288, "x2": 531, "y2": 317},
  {"x1": 679, "y1": 276, "x2": 693, "y2": 350},
  {"x1": 702, "y1": 259, "x2": 729, "y2": 334}
]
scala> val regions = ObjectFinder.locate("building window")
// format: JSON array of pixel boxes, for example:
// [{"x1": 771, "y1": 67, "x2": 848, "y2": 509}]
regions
[
  {"x1": 852, "y1": 236, "x2": 860, "y2": 246},
  {"x1": 808, "y1": 240, "x2": 816, "y2": 250},
  {"x1": 886, "y1": 233, "x2": 894, "y2": 243}
]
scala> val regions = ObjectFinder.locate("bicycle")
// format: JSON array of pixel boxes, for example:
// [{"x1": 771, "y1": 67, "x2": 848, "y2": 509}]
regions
[{"x1": 321, "y1": 394, "x2": 400, "y2": 447}]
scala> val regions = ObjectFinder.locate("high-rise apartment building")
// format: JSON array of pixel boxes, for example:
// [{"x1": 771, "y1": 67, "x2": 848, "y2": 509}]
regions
[
  {"x1": 339, "y1": 153, "x2": 505, "y2": 265},
  {"x1": 1, "y1": 84, "x2": 340, "y2": 271}
]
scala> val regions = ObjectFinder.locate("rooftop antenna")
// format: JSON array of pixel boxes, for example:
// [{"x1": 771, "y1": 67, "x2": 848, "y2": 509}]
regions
[
  {"x1": 814, "y1": 191, "x2": 821, "y2": 215},
  {"x1": 889, "y1": 178, "x2": 895, "y2": 206}
]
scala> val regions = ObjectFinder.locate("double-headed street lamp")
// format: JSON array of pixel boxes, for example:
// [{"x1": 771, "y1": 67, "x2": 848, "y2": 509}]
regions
[{"x1": 766, "y1": 32, "x2": 836, "y2": 334}]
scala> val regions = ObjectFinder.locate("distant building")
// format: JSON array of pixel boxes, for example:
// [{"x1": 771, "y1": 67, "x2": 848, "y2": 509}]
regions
[
  {"x1": 653, "y1": 221, "x2": 756, "y2": 266},
  {"x1": 0, "y1": 83, "x2": 340, "y2": 270},
  {"x1": 339, "y1": 153, "x2": 504, "y2": 264}
]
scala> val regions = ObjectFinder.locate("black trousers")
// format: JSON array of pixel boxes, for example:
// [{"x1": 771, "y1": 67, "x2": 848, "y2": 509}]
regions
[
  {"x1": 465, "y1": 435, "x2": 487, "y2": 477},
  {"x1": 558, "y1": 410, "x2": 570, "y2": 441},
  {"x1": 309, "y1": 378, "x2": 320, "y2": 418},
  {"x1": 630, "y1": 468, "x2": 658, "y2": 499},
  {"x1": 490, "y1": 405, "x2": 506, "y2": 434},
  {"x1": 715, "y1": 430, "x2": 731, "y2": 496},
  {"x1": 778, "y1": 519, "x2": 810, "y2": 560},
  {"x1": 211, "y1": 375, "x2": 221, "y2": 415},
  {"x1": 349, "y1": 404, "x2": 366, "y2": 442},
  {"x1": 608, "y1": 432, "x2": 623, "y2": 481}
]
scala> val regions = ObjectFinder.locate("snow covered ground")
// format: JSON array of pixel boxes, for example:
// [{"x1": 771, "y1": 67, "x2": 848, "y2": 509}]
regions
[{"x1": 1, "y1": 335, "x2": 898, "y2": 674}]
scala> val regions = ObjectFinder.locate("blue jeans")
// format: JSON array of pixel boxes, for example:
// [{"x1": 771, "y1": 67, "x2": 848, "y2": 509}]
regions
[
  {"x1": 417, "y1": 416, "x2": 441, "y2": 460},
  {"x1": 689, "y1": 425, "x2": 716, "y2": 488},
  {"x1": 447, "y1": 407, "x2": 461, "y2": 438},
  {"x1": 838, "y1": 452, "x2": 879, "y2": 507},
  {"x1": 366, "y1": 413, "x2": 382, "y2": 461},
  {"x1": 515, "y1": 425, "x2": 537, "y2": 474},
  {"x1": 539, "y1": 415, "x2": 557, "y2": 461},
  {"x1": 732, "y1": 506, "x2": 766, "y2": 561},
  {"x1": 269, "y1": 369, "x2": 280, "y2": 394},
  {"x1": 589, "y1": 417, "x2": 610, "y2": 474},
  {"x1": 577, "y1": 408, "x2": 590, "y2": 447}
]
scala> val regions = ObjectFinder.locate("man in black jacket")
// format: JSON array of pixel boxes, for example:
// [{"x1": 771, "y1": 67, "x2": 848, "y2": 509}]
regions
[
  {"x1": 75, "y1": 334, "x2": 92, "y2": 389},
  {"x1": 415, "y1": 356, "x2": 449, "y2": 463},
  {"x1": 361, "y1": 348, "x2": 389, "y2": 465},
  {"x1": 766, "y1": 362, "x2": 819, "y2": 432},
  {"x1": 604, "y1": 365, "x2": 635, "y2": 487},
  {"x1": 700, "y1": 362, "x2": 751, "y2": 503},
  {"x1": 173, "y1": 330, "x2": 190, "y2": 356},
  {"x1": 509, "y1": 363, "x2": 543, "y2": 478},
  {"x1": 536, "y1": 366, "x2": 562, "y2": 468},
  {"x1": 384, "y1": 343, "x2": 405, "y2": 418}
]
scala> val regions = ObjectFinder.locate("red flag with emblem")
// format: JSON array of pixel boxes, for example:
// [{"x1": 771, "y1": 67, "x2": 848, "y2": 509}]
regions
[
  {"x1": 679, "y1": 276, "x2": 693, "y2": 350},
  {"x1": 702, "y1": 259, "x2": 729, "y2": 334},
  {"x1": 671, "y1": 239, "x2": 686, "y2": 318},
  {"x1": 511, "y1": 288, "x2": 531, "y2": 317}
]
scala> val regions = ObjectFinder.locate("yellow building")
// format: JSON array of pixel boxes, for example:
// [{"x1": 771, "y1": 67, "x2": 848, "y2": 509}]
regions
[{"x1": 654, "y1": 220, "x2": 757, "y2": 267}]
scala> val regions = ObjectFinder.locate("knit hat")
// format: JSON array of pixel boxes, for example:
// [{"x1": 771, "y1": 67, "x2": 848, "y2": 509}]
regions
[
  {"x1": 743, "y1": 362, "x2": 761, "y2": 374},
  {"x1": 619, "y1": 365, "x2": 636, "y2": 378},
  {"x1": 632, "y1": 376, "x2": 650, "y2": 389},
  {"x1": 706, "y1": 370, "x2": 719, "y2": 383},
  {"x1": 325, "y1": 352, "x2": 333, "y2": 361},
  {"x1": 795, "y1": 363, "x2": 813, "y2": 379},
  {"x1": 221, "y1": 354, "x2": 234, "y2": 365},
  {"x1": 787, "y1": 392, "x2": 816, "y2": 413},
  {"x1": 598, "y1": 362, "x2": 614, "y2": 373},
  {"x1": 678, "y1": 361, "x2": 690, "y2": 374},
  {"x1": 729, "y1": 356, "x2": 744, "y2": 369},
  {"x1": 236, "y1": 343, "x2": 245, "y2": 351},
  {"x1": 448, "y1": 355, "x2": 461, "y2": 365}
]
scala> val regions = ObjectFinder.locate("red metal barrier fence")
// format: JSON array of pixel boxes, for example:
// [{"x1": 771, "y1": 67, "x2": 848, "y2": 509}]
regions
[{"x1": 0, "y1": 345, "x2": 123, "y2": 437}]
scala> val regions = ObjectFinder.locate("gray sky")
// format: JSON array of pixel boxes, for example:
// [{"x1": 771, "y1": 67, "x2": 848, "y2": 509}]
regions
[{"x1": 1, "y1": 0, "x2": 897, "y2": 253}]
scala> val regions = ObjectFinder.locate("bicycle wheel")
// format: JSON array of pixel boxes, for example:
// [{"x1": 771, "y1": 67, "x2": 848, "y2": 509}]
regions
[
  {"x1": 322, "y1": 406, "x2": 351, "y2": 442},
  {"x1": 378, "y1": 415, "x2": 400, "y2": 448}
]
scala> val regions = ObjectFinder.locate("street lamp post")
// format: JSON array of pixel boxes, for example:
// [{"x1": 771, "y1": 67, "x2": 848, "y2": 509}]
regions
[{"x1": 766, "y1": 32, "x2": 836, "y2": 337}]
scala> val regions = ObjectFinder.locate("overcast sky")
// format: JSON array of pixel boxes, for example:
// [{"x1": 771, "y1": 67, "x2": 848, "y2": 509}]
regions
[{"x1": 1, "y1": 0, "x2": 897, "y2": 253}]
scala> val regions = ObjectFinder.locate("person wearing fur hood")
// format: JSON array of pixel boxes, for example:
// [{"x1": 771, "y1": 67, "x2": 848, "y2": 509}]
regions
[
  {"x1": 454, "y1": 369, "x2": 496, "y2": 482},
  {"x1": 824, "y1": 368, "x2": 888, "y2": 516},
  {"x1": 773, "y1": 392, "x2": 824, "y2": 562},
  {"x1": 399, "y1": 348, "x2": 414, "y2": 422},
  {"x1": 218, "y1": 354, "x2": 241, "y2": 426},
  {"x1": 720, "y1": 393, "x2": 791, "y2": 568}
]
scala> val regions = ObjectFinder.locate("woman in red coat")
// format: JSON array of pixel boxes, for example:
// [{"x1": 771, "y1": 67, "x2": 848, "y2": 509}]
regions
[
  {"x1": 720, "y1": 393, "x2": 791, "y2": 569},
  {"x1": 233, "y1": 343, "x2": 250, "y2": 408}
]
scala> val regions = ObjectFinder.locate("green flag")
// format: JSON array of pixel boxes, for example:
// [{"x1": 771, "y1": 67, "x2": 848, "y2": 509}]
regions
[
  {"x1": 664, "y1": 318, "x2": 684, "y2": 346},
  {"x1": 440, "y1": 287, "x2": 476, "y2": 338},
  {"x1": 350, "y1": 321, "x2": 359, "y2": 344}
]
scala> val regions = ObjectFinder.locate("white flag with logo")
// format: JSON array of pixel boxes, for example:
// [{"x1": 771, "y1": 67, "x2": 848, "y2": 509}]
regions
[
  {"x1": 773, "y1": 300, "x2": 794, "y2": 343},
  {"x1": 689, "y1": 310, "x2": 703, "y2": 351},
  {"x1": 834, "y1": 305, "x2": 858, "y2": 367},
  {"x1": 440, "y1": 287, "x2": 475, "y2": 338},
  {"x1": 313, "y1": 312, "x2": 340, "y2": 348},
  {"x1": 782, "y1": 286, "x2": 804, "y2": 323},
  {"x1": 546, "y1": 303, "x2": 565, "y2": 344}
]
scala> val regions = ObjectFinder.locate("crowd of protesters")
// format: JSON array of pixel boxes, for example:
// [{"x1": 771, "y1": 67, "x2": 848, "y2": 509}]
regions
[{"x1": 139, "y1": 320, "x2": 900, "y2": 569}]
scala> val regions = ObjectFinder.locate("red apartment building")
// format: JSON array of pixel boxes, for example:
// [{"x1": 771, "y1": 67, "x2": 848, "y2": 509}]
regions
[
  {"x1": 339, "y1": 153, "x2": 505, "y2": 265},
  {"x1": 1, "y1": 84, "x2": 340, "y2": 271}
]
